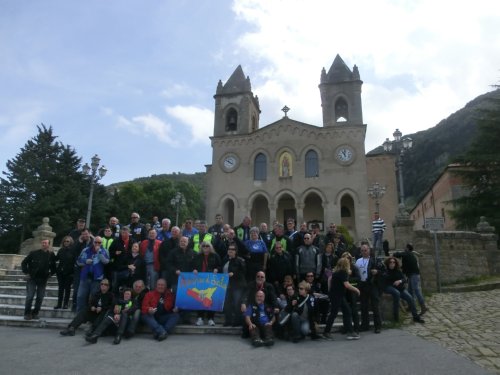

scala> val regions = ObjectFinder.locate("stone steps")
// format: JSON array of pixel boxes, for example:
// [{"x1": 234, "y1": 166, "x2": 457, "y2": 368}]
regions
[
  {"x1": 0, "y1": 314, "x2": 242, "y2": 335},
  {"x1": 0, "y1": 279, "x2": 58, "y2": 287},
  {"x1": 0, "y1": 285, "x2": 60, "y2": 297},
  {"x1": 0, "y1": 268, "x2": 346, "y2": 335}
]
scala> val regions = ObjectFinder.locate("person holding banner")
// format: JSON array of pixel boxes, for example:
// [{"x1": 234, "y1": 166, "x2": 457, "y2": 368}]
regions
[
  {"x1": 222, "y1": 244, "x2": 247, "y2": 327},
  {"x1": 193, "y1": 241, "x2": 221, "y2": 326},
  {"x1": 141, "y1": 278, "x2": 179, "y2": 341}
]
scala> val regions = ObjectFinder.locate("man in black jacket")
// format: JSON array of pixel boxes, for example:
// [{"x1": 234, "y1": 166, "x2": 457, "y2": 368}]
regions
[
  {"x1": 60, "y1": 279, "x2": 115, "y2": 337},
  {"x1": 21, "y1": 239, "x2": 56, "y2": 320},
  {"x1": 355, "y1": 243, "x2": 384, "y2": 333}
]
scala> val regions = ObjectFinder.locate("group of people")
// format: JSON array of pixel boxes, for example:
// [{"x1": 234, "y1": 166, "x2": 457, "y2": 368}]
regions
[{"x1": 21, "y1": 213, "x2": 427, "y2": 347}]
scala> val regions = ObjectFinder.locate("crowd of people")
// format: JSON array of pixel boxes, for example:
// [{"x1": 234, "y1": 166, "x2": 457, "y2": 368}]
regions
[{"x1": 21, "y1": 213, "x2": 427, "y2": 346}]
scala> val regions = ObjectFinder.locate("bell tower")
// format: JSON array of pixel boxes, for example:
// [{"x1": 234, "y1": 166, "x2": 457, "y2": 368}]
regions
[
  {"x1": 319, "y1": 55, "x2": 363, "y2": 127},
  {"x1": 213, "y1": 65, "x2": 261, "y2": 137}
]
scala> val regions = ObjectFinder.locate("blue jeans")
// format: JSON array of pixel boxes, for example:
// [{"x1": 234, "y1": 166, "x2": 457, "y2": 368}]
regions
[
  {"x1": 384, "y1": 286, "x2": 418, "y2": 320},
  {"x1": 290, "y1": 312, "x2": 311, "y2": 338},
  {"x1": 141, "y1": 311, "x2": 180, "y2": 337},
  {"x1": 76, "y1": 278, "x2": 100, "y2": 313},
  {"x1": 146, "y1": 264, "x2": 158, "y2": 291},
  {"x1": 373, "y1": 232, "x2": 383, "y2": 255},
  {"x1": 408, "y1": 274, "x2": 425, "y2": 307},
  {"x1": 25, "y1": 279, "x2": 47, "y2": 315}
]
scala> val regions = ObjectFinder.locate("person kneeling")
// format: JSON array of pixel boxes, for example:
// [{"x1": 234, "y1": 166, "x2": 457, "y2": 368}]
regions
[
  {"x1": 60, "y1": 279, "x2": 114, "y2": 337},
  {"x1": 288, "y1": 281, "x2": 320, "y2": 342},
  {"x1": 244, "y1": 290, "x2": 276, "y2": 347},
  {"x1": 85, "y1": 288, "x2": 136, "y2": 344},
  {"x1": 141, "y1": 278, "x2": 179, "y2": 341}
]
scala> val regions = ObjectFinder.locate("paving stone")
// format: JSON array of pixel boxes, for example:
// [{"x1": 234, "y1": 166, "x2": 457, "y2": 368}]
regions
[
  {"x1": 403, "y1": 289, "x2": 500, "y2": 373},
  {"x1": 477, "y1": 347, "x2": 496, "y2": 357}
]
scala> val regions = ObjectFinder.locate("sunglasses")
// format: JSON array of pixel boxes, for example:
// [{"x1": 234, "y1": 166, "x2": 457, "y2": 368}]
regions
[
  {"x1": 201, "y1": 245, "x2": 211, "y2": 248},
  {"x1": 100, "y1": 283, "x2": 109, "y2": 286},
  {"x1": 94, "y1": 241, "x2": 102, "y2": 244}
]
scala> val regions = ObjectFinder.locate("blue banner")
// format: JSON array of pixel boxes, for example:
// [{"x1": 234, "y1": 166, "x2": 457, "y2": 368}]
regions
[{"x1": 175, "y1": 272, "x2": 229, "y2": 311}]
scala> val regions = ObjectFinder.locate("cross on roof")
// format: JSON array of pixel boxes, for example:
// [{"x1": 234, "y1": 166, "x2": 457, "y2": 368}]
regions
[{"x1": 281, "y1": 105, "x2": 290, "y2": 117}]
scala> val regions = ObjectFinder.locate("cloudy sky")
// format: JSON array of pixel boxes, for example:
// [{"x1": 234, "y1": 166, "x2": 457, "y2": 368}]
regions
[{"x1": 1, "y1": 0, "x2": 499, "y2": 185}]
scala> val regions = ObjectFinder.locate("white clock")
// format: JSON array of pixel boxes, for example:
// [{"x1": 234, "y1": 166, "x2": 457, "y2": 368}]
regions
[
  {"x1": 335, "y1": 145, "x2": 355, "y2": 165},
  {"x1": 221, "y1": 153, "x2": 239, "y2": 172}
]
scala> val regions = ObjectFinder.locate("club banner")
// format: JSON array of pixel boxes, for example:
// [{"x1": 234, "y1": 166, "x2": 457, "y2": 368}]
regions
[{"x1": 175, "y1": 272, "x2": 229, "y2": 311}]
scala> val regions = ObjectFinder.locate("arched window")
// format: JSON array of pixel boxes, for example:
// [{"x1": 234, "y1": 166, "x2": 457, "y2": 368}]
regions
[
  {"x1": 254, "y1": 153, "x2": 267, "y2": 181},
  {"x1": 226, "y1": 108, "x2": 238, "y2": 131},
  {"x1": 305, "y1": 150, "x2": 319, "y2": 177},
  {"x1": 335, "y1": 98, "x2": 348, "y2": 122}
]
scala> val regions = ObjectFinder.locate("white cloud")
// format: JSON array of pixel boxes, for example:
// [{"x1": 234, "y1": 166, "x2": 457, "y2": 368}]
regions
[
  {"x1": 160, "y1": 83, "x2": 204, "y2": 99},
  {"x1": 0, "y1": 101, "x2": 46, "y2": 146},
  {"x1": 116, "y1": 113, "x2": 178, "y2": 146},
  {"x1": 165, "y1": 105, "x2": 213, "y2": 145},
  {"x1": 231, "y1": 0, "x2": 500, "y2": 150}
]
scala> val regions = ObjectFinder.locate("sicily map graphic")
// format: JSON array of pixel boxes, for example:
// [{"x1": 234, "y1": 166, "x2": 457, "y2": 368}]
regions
[{"x1": 176, "y1": 272, "x2": 229, "y2": 311}]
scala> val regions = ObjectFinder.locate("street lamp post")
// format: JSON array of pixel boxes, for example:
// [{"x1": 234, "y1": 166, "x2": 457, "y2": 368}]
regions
[
  {"x1": 367, "y1": 182, "x2": 386, "y2": 213},
  {"x1": 382, "y1": 129, "x2": 413, "y2": 210},
  {"x1": 82, "y1": 154, "x2": 107, "y2": 229},
  {"x1": 170, "y1": 192, "x2": 185, "y2": 227}
]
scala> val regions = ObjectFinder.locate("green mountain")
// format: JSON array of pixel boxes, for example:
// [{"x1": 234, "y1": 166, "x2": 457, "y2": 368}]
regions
[{"x1": 368, "y1": 88, "x2": 500, "y2": 207}]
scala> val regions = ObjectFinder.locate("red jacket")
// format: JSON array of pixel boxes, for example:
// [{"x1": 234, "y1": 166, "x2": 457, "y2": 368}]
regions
[
  {"x1": 140, "y1": 239, "x2": 161, "y2": 272},
  {"x1": 141, "y1": 289, "x2": 176, "y2": 315}
]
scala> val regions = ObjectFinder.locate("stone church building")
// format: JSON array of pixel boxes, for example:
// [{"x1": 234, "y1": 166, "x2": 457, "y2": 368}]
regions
[{"x1": 205, "y1": 54, "x2": 396, "y2": 242}]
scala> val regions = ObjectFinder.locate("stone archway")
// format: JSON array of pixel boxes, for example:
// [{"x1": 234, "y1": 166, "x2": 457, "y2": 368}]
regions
[
  {"x1": 277, "y1": 193, "x2": 296, "y2": 224},
  {"x1": 303, "y1": 192, "x2": 324, "y2": 228},
  {"x1": 222, "y1": 198, "x2": 235, "y2": 227},
  {"x1": 250, "y1": 195, "x2": 270, "y2": 226},
  {"x1": 340, "y1": 194, "x2": 355, "y2": 235}
]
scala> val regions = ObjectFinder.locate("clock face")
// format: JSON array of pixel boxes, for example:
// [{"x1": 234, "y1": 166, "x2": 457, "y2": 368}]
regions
[
  {"x1": 335, "y1": 146, "x2": 355, "y2": 164},
  {"x1": 221, "y1": 154, "x2": 239, "y2": 172}
]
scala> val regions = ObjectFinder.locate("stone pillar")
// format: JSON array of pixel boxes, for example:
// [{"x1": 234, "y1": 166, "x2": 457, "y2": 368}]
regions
[
  {"x1": 392, "y1": 204, "x2": 415, "y2": 251},
  {"x1": 295, "y1": 203, "x2": 304, "y2": 225},
  {"x1": 476, "y1": 216, "x2": 499, "y2": 275},
  {"x1": 19, "y1": 217, "x2": 56, "y2": 255},
  {"x1": 269, "y1": 203, "x2": 277, "y2": 226}
]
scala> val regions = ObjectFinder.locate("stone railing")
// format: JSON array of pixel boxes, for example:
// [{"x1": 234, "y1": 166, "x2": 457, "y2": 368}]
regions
[{"x1": 394, "y1": 216, "x2": 499, "y2": 292}]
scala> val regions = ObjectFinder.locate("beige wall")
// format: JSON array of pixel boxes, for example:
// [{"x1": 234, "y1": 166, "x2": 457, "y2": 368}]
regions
[
  {"x1": 206, "y1": 120, "x2": 372, "y2": 241},
  {"x1": 410, "y1": 166, "x2": 466, "y2": 231}
]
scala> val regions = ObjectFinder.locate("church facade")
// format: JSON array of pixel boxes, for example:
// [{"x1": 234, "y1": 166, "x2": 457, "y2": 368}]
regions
[{"x1": 205, "y1": 55, "x2": 372, "y2": 240}]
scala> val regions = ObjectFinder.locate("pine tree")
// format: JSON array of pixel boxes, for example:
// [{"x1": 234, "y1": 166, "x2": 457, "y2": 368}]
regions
[
  {"x1": 0, "y1": 125, "x2": 91, "y2": 252},
  {"x1": 450, "y1": 89, "x2": 500, "y2": 234}
]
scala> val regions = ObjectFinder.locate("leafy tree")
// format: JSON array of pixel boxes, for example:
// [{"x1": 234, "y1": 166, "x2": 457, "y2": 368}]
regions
[
  {"x1": 450, "y1": 90, "x2": 500, "y2": 234},
  {"x1": 0, "y1": 125, "x2": 91, "y2": 252},
  {"x1": 105, "y1": 178, "x2": 204, "y2": 228}
]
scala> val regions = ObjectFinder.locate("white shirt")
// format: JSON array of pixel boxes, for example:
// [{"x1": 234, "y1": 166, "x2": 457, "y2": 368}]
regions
[{"x1": 355, "y1": 257, "x2": 370, "y2": 282}]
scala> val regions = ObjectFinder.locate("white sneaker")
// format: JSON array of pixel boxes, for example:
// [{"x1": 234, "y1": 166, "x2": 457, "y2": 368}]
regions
[
  {"x1": 195, "y1": 317, "x2": 204, "y2": 326},
  {"x1": 208, "y1": 319, "x2": 215, "y2": 326}
]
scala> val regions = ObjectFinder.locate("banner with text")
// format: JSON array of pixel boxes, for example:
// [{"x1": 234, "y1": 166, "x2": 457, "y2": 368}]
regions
[{"x1": 175, "y1": 272, "x2": 229, "y2": 311}]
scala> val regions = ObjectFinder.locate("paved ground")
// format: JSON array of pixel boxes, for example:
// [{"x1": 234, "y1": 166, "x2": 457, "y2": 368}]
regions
[
  {"x1": 403, "y1": 289, "x2": 500, "y2": 374},
  {"x1": 0, "y1": 325, "x2": 491, "y2": 375}
]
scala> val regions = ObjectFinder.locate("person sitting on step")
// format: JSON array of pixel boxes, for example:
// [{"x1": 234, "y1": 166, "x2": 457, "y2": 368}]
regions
[
  {"x1": 85, "y1": 288, "x2": 137, "y2": 344},
  {"x1": 60, "y1": 279, "x2": 114, "y2": 337},
  {"x1": 244, "y1": 290, "x2": 276, "y2": 347}
]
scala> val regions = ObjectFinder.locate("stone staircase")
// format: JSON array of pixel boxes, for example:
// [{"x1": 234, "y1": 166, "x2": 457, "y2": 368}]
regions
[
  {"x1": 0, "y1": 268, "x2": 242, "y2": 334},
  {"x1": 0, "y1": 268, "x2": 342, "y2": 335}
]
